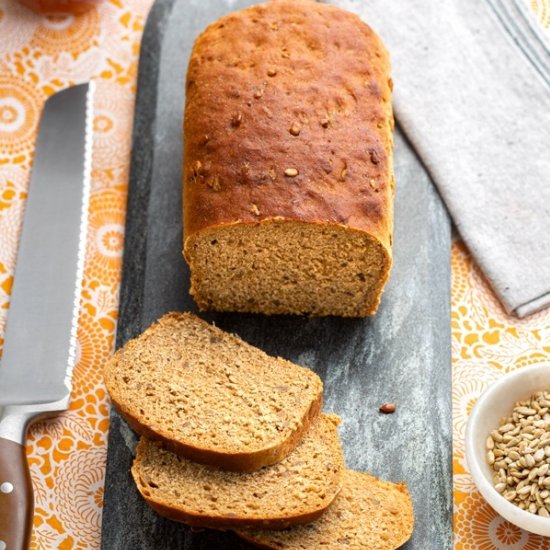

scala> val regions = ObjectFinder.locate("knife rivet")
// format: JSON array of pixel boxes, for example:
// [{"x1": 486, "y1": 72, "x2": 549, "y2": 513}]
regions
[
  {"x1": 0, "y1": 482, "x2": 13, "y2": 494},
  {"x1": 0, "y1": 540, "x2": 6, "y2": 549}
]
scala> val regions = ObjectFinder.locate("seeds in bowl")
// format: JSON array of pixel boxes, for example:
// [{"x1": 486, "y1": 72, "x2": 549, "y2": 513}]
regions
[{"x1": 486, "y1": 390, "x2": 550, "y2": 518}]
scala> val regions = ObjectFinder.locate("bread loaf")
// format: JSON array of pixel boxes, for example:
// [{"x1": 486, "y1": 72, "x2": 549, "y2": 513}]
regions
[
  {"x1": 238, "y1": 469, "x2": 414, "y2": 549},
  {"x1": 183, "y1": 0, "x2": 394, "y2": 317},
  {"x1": 104, "y1": 312, "x2": 323, "y2": 472},
  {"x1": 131, "y1": 414, "x2": 344, "y2": 530}
]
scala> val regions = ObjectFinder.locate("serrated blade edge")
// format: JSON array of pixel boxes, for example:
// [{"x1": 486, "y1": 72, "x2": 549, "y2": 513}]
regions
[{"x1": 65, "y1": 80, "x2": 95, "y2": 392}]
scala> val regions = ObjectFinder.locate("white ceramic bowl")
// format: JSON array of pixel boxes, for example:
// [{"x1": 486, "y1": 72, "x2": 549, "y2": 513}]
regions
[{"x1": 465, "y1": 362, "x2": 550, "y2": 537}]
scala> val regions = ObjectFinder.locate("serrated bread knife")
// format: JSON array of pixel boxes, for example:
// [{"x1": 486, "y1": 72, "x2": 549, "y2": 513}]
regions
[{"x1": 0, "y1": 82, "x2": 94, "y2": 550}]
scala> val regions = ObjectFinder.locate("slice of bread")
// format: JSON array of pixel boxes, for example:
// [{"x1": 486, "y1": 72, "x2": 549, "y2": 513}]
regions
[
  {"x1": 131, "y1": 414, "x2": 344, "y2": 530},
  {"x1": 104, "y1": 312, "x2": 323, "y2": 472},
  {"x1": 237, "y1": 469, "x2": 414, "y2": 549}
]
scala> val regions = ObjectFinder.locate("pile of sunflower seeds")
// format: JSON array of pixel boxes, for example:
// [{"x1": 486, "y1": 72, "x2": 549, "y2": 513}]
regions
[{"x1": 487, "y1": 391, "x2": 550, "y2": 517}]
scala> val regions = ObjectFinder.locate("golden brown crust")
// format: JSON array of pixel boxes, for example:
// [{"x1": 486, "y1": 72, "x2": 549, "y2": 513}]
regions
[
  {"x1": 138, "y1": 492, "x2": 330, "y2": 531},
  {"x1": 183, "y1": 0, "x2": 393, "y2": 252}
]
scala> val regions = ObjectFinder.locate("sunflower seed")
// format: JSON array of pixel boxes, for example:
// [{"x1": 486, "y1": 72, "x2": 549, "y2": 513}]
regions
[
  {"x1": 487, "y1": 389, "x2": 550, "y2": 517},
  {"x1": 535, "y1": 449, "x2": 545, "y2": 462},
  {"x1": 499, "y1": 423, "x2": 516, "y2": 433},
  {"x1": 517, "y1": 407, "x2": 537, "y2": 416}
]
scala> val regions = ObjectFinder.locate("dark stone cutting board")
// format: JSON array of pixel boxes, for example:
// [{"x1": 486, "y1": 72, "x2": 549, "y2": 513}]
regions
[{"x1": 100, "y1": 0, "x2": 453, "y2": 547}]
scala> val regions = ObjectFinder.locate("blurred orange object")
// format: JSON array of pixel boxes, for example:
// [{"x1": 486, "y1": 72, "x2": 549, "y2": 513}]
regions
[{"x1": 16, "y1": 0, "x2": 103, "y2": 13}]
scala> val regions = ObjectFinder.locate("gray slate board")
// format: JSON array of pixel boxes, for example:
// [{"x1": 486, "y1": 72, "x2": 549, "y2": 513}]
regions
[{"x1": 100, "y1": 0, "x2": 453, "y2": 547}]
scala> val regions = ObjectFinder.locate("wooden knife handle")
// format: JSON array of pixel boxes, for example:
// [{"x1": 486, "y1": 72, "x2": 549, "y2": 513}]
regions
[{"x1": 0, "y1": 437, "x2": 33, "y2": 550}]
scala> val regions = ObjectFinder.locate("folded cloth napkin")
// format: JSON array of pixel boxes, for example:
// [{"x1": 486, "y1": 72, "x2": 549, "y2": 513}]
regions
[{"x1": 335, "y1": 0, "x2": 550, "y2": 317}]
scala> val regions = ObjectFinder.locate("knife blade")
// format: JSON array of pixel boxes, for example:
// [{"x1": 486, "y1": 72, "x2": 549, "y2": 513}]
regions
[{"x1": 0, "y1": 82, "x2": 94, "y2": 550}]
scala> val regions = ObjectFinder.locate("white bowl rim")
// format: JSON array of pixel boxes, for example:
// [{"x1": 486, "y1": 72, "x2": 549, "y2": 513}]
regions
[{"x1": 465, "y1": 362, "x2": 550, "y2": 535}]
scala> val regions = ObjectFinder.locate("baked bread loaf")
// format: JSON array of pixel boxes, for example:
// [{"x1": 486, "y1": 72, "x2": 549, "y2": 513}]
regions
[
  {"x1": 183, "y1": 0, "x2": 394, "y2": 317},
  {"x1": 238, "y1": 469, "x2": 414, "y2": 549},
  {"x1": 131, "y1": 414, "x2": 344, "y2": 530},
  {"x1": 104, "y1": 312, "x2": 323, "y2": 472}
]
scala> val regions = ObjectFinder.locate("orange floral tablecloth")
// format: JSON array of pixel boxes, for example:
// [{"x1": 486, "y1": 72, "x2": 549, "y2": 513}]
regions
[{"x1": 0, "y1": 0, "x2": 549, "y2": 548}]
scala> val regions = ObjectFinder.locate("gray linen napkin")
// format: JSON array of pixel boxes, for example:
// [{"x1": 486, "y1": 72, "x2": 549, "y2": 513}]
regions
[{"x1": 334, "y1": 0, "x2": 550, "y2": 317}]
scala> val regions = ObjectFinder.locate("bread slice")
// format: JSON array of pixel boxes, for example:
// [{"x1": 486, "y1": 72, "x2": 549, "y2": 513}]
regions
[
  {"x1": 104, "y1": 312, "x2": 323, "y2": 472},
  {"x1": 238, "y1": 470, "x2": 414, "y2": 549},
  {"x1": 131, "y1": 414, "x2": 344, "y2": 530}
]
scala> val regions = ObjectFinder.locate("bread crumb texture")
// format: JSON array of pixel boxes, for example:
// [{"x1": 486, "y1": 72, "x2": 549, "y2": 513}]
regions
[
  {"x1": 187, "y1": 222, "x2": 390, "y2": 316},
  {"x1": 183, "y1": 0, "x2": 394, "y2": 317},
  {"x1": 104, "y1": 313, "x2": 323, "y2": 470},
  {"x1": 238, "y1": 469, "x2": 414, "y2": 549},
  {"x1": 131, "y1": 414, "x2": 344, "y2": 529}
]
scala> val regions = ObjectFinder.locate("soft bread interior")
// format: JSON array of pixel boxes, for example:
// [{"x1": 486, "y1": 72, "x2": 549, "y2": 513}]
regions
[{"x1": 185, "y1": 221, "x2": 391, "y2": 317}]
